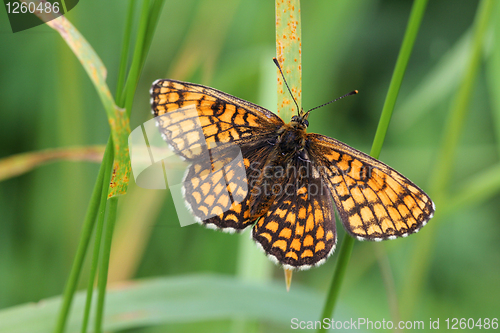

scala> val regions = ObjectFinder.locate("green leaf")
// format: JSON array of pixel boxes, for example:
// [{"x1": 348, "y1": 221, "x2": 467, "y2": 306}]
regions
[
  {"x1": 275, "y1": 0, "x2": 302, "y2": 120},
  {"x1": 36, "y1": 4, "x2": 131, "y2": 198},
  {"x1": 0, "y1": 275, "x2": 325, "y2": 333}
]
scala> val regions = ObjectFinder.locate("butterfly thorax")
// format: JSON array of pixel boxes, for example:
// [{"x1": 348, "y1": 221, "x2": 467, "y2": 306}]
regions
[{"x1": 276, "y1": 116, "x2": 308, "y2": 154}]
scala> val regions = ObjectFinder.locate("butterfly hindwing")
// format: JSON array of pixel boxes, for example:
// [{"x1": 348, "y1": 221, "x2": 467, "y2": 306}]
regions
[
  {"x1": 252, "y1": 155, "x2": 336, "y2": 269},
  {"x1": 183, "y1": 138, "x2": 278, "y2": 232},
  {"x1": 307, "y1": 133, "x2": 435, "y2": 241}
]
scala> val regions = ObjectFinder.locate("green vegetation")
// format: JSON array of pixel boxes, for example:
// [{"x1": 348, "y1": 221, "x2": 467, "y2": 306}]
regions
[{"x1": 0, "y1": 0, "x2": 499, "y2": 332}]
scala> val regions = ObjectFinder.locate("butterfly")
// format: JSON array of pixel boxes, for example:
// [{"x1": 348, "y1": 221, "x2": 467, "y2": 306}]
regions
[{"x1": 150, "y1": 74, "x2": 435, "y2": 270}]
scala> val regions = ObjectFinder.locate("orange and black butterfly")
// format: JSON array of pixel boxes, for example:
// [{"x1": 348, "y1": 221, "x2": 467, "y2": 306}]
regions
[{"x1": 150, "y1": 69, "x2": 435, "y2": 270}]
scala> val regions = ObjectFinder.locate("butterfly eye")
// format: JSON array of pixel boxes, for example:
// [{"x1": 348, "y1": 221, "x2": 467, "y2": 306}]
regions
[{"x1": 303, "y1": 119, "x2": 309, "y2": 127}]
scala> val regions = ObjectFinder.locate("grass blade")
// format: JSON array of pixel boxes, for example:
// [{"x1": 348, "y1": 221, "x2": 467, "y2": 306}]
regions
[
  {"x1": 53, "y1": 140, "x2": 113, "y2": 333},
  {"x1": 318, "y1": 0, "x2": 429, "y2": 328},
  {"x1": 401, "y1": 0, "x2": 496, "y2": 316},
  {"x1": 0, "y1": 146, "x2": 104, "y2": 182},
  {"x1": 93, "y1": 197, "x2": 119, "y2": 333},
  {"x1": 79, "y1": 145, "x2": 115, "y2": 333},
  {"x1": 115, "y1": 0, "x2": 137, "y2": 103},
  {"x1": 369, "y1": 0, "x2": 429, "y2": 159},
  {"x1": 24, "y1": 1, "x2": 132, "y2": 198},
  {"x1": 276, "y1": 0, "x2": 302, "y2": 120}
]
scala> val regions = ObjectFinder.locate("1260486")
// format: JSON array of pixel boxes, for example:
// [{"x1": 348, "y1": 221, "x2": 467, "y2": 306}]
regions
[
  {"x1": 5, "y1": 2, "x2": 60, "y2": 14},
  {"x1": 445, "y1": 318, "x2": 498, "y2": 330}
]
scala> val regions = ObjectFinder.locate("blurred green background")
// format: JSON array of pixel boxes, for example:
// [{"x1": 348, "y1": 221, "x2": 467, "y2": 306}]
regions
[{"x1": 1, "y1": 0, "x2": 499, "y2": 332}]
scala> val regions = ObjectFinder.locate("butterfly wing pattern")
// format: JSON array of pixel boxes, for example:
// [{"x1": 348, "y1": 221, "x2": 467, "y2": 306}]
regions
[
  {"x1": 151, "y1": 79, "x2": 284, "y2": 159},
  {"x1": 151, "y1": 79, "x2": 284, "y2": 232},
  {"x1": 251, "y1": 154, "x2": 337, "y2": 268},
  {"x1": 307, "y1": 134, "x2": 434, "y2": 241},
  {"x1": 150, "y1": 79, "x2": 435, "y2": 270}
]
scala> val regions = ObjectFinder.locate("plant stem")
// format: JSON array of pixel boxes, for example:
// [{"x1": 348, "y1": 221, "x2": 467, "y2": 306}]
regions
[
  {"x1": 93, "y1": 197, "x2": 119, "y2": 333},
  {"x1": 52, "y1": 0, "x2": 167, "y2": 331},
  {"x1": 120, "y1": 0, "x2": 151, "y2": 110},
  {"x1": 370, "y1": 0, "x2": 429, "y2": 160},
  {"x1": 80, "y1": 143, "x2": 115, "y2": 333},
  {"x1": 401, "y1": 0, "x2": 495, "y2": 316},
  {"x1": 53, "y1": 139, "x2": 113, "y2": 333},
  {"x1": 115, "y1": 0, "x2": 136, "y2": 104},
  {"x1": 317, "y1": 0, "x2": 428, "y2": 329}
]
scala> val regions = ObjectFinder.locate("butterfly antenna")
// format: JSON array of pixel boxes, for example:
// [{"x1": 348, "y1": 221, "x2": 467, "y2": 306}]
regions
[
  {"x1": 304, "y1": 90, "x2": 358, "y2": 116},
  {"x1": 273, "y1": 57, "x2": 301, "y2": 115}
]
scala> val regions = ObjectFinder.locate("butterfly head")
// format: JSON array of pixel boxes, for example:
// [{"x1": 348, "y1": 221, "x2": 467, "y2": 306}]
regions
[{"x1": 290, "y1": 114, "x2": 309, "y2": 129}]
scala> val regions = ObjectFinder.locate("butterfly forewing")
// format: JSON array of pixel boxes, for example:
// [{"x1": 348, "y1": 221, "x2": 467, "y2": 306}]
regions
[
  {"x1": 151, "y1": 79, "x2": 284, "y2": 160},
  {"x1": 307, "y1": 133, "x2": 435, "y2": 241}
]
